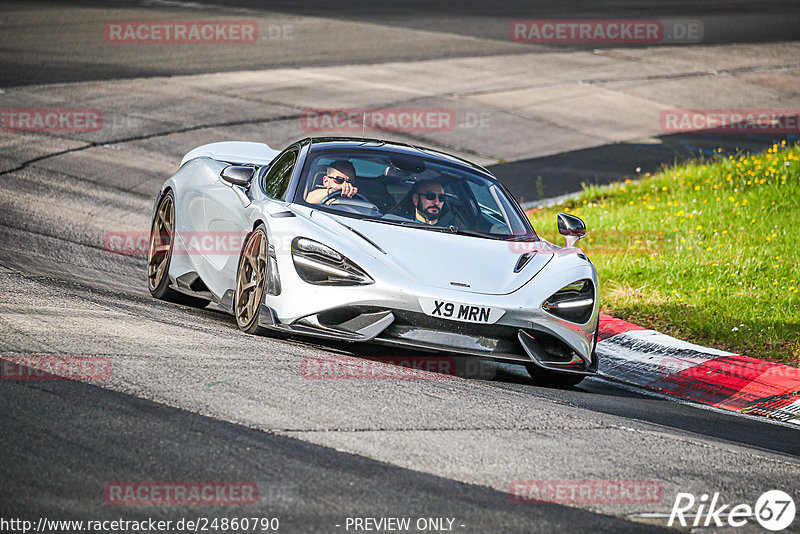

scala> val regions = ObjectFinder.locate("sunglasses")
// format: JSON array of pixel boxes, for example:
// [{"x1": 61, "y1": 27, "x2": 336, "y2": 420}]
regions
[
  {"x1": 417, "y1": 192, "x2": 446, "y2": 202},
  {"x1": 326, "y1": 174, "x2": 353, "y2": 184}
]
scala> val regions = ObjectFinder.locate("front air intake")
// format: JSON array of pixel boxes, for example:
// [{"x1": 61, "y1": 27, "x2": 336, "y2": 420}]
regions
[{"x1": 517, "y1": 328, "x2": 595, "y2": 374}]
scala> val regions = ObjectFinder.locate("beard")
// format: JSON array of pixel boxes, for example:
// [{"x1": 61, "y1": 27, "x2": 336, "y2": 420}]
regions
[{"x1": 419, "y1": 204, "x2": 440, "y2": 221}]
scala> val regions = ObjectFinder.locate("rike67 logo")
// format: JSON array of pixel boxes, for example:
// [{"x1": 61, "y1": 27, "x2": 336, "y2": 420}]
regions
[{"x1": 669, "y1": 490, "x2": 795, "y2": 531}]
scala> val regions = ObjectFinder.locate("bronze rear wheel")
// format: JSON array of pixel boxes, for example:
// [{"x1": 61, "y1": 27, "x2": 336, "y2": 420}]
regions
[{"x1": 146, "y1": 190, "x2": 208, "y2": 307}]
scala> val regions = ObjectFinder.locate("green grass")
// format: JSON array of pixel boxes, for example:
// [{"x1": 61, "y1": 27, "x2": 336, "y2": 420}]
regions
[{"x1": 527, "y1": 141, "x2": 800, "y2": 365}]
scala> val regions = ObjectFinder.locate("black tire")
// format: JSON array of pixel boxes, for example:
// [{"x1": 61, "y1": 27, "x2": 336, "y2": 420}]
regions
[
  {"x1": 147, "y1": 190, "x2": 209, "y2": 308},
  {"x1": 525, "y1": 363, "x2": 586, "y2": 387},
  {"x1": 233, "y1": 224, "x2": 271, "y2": 335}
]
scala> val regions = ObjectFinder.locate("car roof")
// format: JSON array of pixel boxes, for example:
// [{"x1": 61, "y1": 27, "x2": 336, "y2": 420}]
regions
[{"x1": 304, "y1": 136, "x2": 494, "y2": 178}]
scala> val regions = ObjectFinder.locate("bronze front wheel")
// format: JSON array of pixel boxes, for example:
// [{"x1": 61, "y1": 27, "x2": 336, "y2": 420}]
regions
[{"x1": 234, "y1": 224, "x2": 270, "y2": 335}]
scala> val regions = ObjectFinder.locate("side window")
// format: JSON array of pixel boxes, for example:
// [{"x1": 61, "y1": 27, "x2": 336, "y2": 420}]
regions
[
  {"x1": 262, "y1": 149, "x2": 297, "y2": 199},
  {"x1": 466, "y1": 180, "x2": 495, "y2": 211}
]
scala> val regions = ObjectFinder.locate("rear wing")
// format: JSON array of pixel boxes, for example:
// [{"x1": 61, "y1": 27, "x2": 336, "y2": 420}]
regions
[{"x1": 180, "y1": 141, "x2": 280, "y2": 167}]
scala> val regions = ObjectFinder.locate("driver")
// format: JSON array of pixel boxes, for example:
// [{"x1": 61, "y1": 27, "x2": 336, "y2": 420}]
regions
[{"x1": 306, "y1": 160, "x2": 358, "y2": 204}]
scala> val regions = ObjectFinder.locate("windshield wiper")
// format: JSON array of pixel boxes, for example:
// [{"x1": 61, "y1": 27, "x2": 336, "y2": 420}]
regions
[
  {"x1": 375, "y1": 218, "x2": 465, "y2": 233},
  {"x1": 370, "y1": 218, "x2": 446, "y2": 231},
  {"x1": 399, "y1": 220, "x2": 452, "y2": 232},
  {"x1": 374, "y1": 218, "x2": 509, "y2": 239},
  {"x1": 445, "y1": 226, "x2": 506, "y2": 239}
]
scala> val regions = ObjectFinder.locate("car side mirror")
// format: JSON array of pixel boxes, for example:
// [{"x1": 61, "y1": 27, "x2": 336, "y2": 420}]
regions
[
  {"x1": 557, "y1": 213, "x2": 586, "y2": 248},
  {"x1": 221, "y1": 165, "x2": 255, "y2": 187}
]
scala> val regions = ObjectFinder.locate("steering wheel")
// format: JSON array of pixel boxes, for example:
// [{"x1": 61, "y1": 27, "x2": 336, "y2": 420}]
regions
[{"x1": 320, "y1": 189, "x2": 375, "y2": 206}]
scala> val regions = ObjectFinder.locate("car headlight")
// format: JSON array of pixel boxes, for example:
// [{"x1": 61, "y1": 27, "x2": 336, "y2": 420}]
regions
[
  {"x1": 542, "y1": 279, "x2": 595, "y2": 324},
  {"x1": 291, "y1": 237, "x2": 373, "y2": 286}
]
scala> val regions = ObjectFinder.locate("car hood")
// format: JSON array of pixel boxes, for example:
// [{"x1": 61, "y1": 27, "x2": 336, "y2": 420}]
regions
[{"x1": 330, "y1": 215, "x2": 555, "y2": 295}]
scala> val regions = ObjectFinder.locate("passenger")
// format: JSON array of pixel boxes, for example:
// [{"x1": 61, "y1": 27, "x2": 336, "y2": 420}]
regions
[
  {"x1": 306, "y1": 160, "x2": 358, "y2": 204},
  {"x1": 411, "y1": 180, "x2": 447, "y2": 225}
]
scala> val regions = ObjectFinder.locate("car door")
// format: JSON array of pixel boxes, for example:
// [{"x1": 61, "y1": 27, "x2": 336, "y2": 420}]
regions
[
  {"x1": 191, "y1": 163, "x2": 253, "y2": 299},
  {"x1": 200, "y1": 147, "x2": 299, "y2": 299}
]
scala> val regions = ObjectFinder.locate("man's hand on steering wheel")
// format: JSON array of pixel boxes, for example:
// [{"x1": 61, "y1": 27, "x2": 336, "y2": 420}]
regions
[
  {"x1": 332, "y1": 180, "x2": 358, "y2": 200},
  {"x1": 320, "y1": 189, "x2": 372, "y2": 205}
]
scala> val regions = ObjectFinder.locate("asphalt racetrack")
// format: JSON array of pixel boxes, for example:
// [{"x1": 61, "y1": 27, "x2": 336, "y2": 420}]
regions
[{"x1": 1, "y1": 1, "x2": 799, "y2": 532}]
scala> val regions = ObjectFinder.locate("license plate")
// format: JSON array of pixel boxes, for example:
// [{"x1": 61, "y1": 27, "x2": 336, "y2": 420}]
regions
[{"x1": 419, "y1": 298, "x2": 505, "y2": 324}]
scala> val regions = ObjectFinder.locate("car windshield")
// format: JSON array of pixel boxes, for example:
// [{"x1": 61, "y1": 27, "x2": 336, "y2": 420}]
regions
[{"x1": 296, "y1": 148, "x2": 537, "y2": 240}]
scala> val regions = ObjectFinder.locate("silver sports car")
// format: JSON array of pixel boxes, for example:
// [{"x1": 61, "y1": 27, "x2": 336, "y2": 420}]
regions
[{"x1": 147, "y1": 137, "x2": 599, "y2": 385}]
